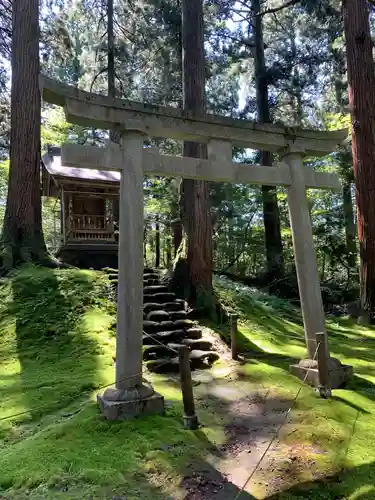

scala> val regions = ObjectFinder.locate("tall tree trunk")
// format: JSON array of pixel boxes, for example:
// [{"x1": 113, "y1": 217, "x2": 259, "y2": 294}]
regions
[
  {"x1": 342, "y1": 181, "x2": 356, "y2": 266},
  {"x1": 343, "y1": 0, "x2": 375, "y2": 319},
  {"x1": 174, "y1": 0, "x2": 213, "y2": 307},
  {"x1": 171, "y1": 217, "x2": 183, "y2": 256},
  {"x1": 1, "y1": 0, "x2": 52, "y2": 270},
  {"x1": 108, "y1": 0, "x2": 120, "y2": 223},
  {"x1": 253, "y1": 0, "x2": 285, "y2": 286},
  {"x1": 108, "y1": 0, "x2": 115, "y2": 104}
]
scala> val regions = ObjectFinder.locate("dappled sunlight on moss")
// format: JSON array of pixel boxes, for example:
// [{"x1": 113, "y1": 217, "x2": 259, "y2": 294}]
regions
[{"x1": 2, "y1": 270, "x2": 375, "y2": 498}]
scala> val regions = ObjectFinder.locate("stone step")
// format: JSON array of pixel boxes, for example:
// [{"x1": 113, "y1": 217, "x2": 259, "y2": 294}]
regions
[
  {"x1": 146, "y1": 350, "x2": 220, "y2": 373},
  {"x1": 146, "y1": 310, "x2": 170, "y2": 322},
  {"x1": 164, "y1": 301, "x2": 185, "y2": 312},
  {"x1": 143, "y1": 285, "x2": 170, "y2": 295},
  {"x1": 167, "y1": 343, "x2": 187, "y2": 351},
  {"x1": 143, "y1": 345, "x2": 173, "y2": 360},
  {"x1": 146, "y1": 357, "x2": 180, "y2": 374},
  {"x1": 169, "y1": 310, "x2": 188, "y2": 321},
  {"x1": 144, "y1": 292, "x2": 176, "y2": 303},
  {"x1": 143, "y1": 302, "x2": 162, "y2": 314},
  {"x1": 143, "y1": 273, "x2": 160, "y2": 281},
  {"x1": 143, "y1": 320, "x2": 162, "y2": 334},
  {"x1": 143, "y1": 319, "x2": 197, "y2": 333},
  {"x1": 144, "y1": 320, "x2": 185, "y2": 333},
  {"x1": 172, "y1": 319, "x2": 196, "y2": 330},
  {"x1": 146, "y1": 308, "x2": 188, "y2": 322},
  {"x1": 186, "y1": 327, "x2": 203, "y2": 339},
  {"x1": 143, "y1": 329, "x2": 187, "y2": 344},
  {"x1": 143, "y1": 279, "x2": 159, "y2": 286},
  {"x1": 180, "y1": 338, "x2": 213, "y2": 351},
  {"x1": 143, "y1": 302, "x2": 184, "y2": 314}
]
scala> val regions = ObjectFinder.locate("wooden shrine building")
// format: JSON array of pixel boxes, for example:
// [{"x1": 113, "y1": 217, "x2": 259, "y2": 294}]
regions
[{"x1": 41, "y1": 145, "x2": 120, "y2": 268}]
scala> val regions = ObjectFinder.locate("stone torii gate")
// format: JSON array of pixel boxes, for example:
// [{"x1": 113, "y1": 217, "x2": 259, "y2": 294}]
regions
[{"x1": 40, "y1": 75, "x2": 352, "y2": 420}]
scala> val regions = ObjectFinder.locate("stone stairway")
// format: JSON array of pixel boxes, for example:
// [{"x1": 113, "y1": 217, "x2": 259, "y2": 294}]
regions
[{"x1": 103, "y1": 267, "x2": 220, "y2": 373}]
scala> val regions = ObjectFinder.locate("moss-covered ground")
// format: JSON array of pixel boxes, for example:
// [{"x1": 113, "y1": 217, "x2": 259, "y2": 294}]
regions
[{"x1": 0, "y1": 268, "x2": 375, "y2": 499}]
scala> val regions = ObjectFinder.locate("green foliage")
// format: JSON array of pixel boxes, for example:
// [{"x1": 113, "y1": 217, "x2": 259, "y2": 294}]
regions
[
  {"x1": 0, "y1": 159, "x2": 8, "y2": 229},
  {"x1": 41, "y1": 107, "x2": 71, "y2": 152},
  {"x1": 1, "y1": 0, "x2": 361, "y2": 292}
]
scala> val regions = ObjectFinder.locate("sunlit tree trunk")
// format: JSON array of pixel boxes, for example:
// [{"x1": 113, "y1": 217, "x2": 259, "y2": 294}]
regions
[
  {"x1": 173, "y1": 0, "x2": 213, "y2": 307},
  {"x1": 343, "y1": 0, "x2": 375, "y2": 320},
  {"x1": 1, "y1": 0, "x2": 52, "y2": 270}
]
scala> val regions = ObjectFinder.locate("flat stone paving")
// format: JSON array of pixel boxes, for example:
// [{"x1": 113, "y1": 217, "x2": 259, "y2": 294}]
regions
[{"x1": 176, "y1": 363, "x2": 327, "y2": 499}]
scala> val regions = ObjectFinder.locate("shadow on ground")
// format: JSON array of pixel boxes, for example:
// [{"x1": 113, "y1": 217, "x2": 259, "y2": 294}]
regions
[
  {"x1": 266, "y1": 460, "x2": 375, "y2": 499},
  {"x1": 11, "y1": 267, "x2": 104, "y2": 421}
]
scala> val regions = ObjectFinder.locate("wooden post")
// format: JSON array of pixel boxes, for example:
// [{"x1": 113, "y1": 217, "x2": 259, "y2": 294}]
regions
[
  {"x1": 231, "y1": 313, "x2": 239, "y2": 360},
  {"x1": 316, "y1": 332, "x2": 332, "y2": 399},
  {"x1": 179, "y1": 346, "x2": 198, "y2": 430}
]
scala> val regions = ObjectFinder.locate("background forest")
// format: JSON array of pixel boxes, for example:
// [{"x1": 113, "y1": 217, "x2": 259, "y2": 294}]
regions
[{"x1": 0, "y1": 0, "x2": 367, "y2": 305}]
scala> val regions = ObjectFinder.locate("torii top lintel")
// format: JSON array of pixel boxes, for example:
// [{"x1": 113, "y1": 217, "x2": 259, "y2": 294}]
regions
[{"x1": 40, "y1": 75, "x2": 347, "y2": 156}]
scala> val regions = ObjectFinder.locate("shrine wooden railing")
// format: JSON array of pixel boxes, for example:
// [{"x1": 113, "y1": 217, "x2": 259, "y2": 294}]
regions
[{"x1": 65, "y1": 214, "x2": 116, "y2": 243}]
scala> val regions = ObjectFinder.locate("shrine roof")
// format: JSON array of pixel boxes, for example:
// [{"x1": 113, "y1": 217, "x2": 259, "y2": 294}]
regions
[{"x1": 42, "y1": 148, "x2": 120, "y2": 183}]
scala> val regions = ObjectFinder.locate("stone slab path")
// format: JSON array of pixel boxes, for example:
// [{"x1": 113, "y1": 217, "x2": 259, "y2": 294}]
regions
[{"x1": 172, "y1": 364, "x2": 327, "y2": 500}]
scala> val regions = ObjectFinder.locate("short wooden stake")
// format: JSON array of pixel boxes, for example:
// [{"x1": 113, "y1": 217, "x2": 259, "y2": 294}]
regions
[
  {"x1": 178, "y1": 346, "x2": 199, "y2": 430},
  {"x1": 231, "y1": 313, "x2": 239, "y2": 360},
  {"x1": 316, "y1": 332, "x2": 332, "y2": 399}
]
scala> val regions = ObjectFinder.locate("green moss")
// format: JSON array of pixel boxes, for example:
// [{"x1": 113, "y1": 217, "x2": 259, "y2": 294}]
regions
[
  {"x1": 2, "y1": 269, "x2": 375, "y2": 499},
  {"x1": 0, "y1": 266, "x2": 222, "y2": 499},
  {"x1": 213, "y1": 275, "x2": 375, "y2": 499}
]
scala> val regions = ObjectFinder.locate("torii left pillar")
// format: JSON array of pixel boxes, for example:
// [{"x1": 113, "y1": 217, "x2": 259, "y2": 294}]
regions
[{"x1": 97, "y1": 128, "x2": 165, "y2": 420}]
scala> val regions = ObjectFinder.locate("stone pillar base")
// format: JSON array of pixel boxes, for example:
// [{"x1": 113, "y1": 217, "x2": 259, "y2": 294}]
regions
[
  {"x1": 290, "y1": 357, "x2": 353, "y2": 389},
  {"x1": 97, "y1": 382, "x2": 165, "y2": 421}
]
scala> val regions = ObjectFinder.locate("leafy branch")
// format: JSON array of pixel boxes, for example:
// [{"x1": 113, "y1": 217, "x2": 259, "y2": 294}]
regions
[{"x1": 260, "y1": 0, "x2": 301, "y2": 16}]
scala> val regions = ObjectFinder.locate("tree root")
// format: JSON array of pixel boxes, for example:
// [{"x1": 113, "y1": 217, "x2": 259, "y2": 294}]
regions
[{"x1": 0, "y1": 242, "x2": 74, "y2": 276}]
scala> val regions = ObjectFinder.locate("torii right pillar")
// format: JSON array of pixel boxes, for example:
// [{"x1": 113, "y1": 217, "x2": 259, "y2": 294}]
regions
[{"x1": 283, "y1": 146, "x2": 353, "y2": 389}]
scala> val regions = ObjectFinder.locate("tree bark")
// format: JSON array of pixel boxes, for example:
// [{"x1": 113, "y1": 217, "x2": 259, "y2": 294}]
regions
[
  {"x1": 0, "y1": 0, "x2": 53, "y2": 270},
  {"x1": 342, "y1": 181, "x2": 356, "y2": 266},
  {"x1": 253, "y1": 0, "x2": 285, "y2": 286},
  {"x1": 107, "y1": 0, "x2": 120, "y2": 220},
  {"x1": 176, "y1": 0, "x2": 213, "y2": 307},
  {"x1": 171, "y1": 218, "x2": 183, "y2": 256},
  {"x1": 343, "y1": 0, "x2": 375, "y2": 318}
]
